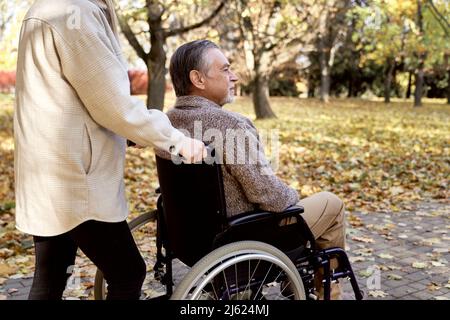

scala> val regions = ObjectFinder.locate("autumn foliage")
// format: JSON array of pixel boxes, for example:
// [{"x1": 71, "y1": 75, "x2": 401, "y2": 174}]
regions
[
  {"x1": 0, "y1": 70, "x2": 153, "y2": 95},
  {"x1": 0, "y1": 72, "x2": 15, "y2": 94},
  {"x1": 128, "y1": 69, "x2": 148, "y2": 95}
]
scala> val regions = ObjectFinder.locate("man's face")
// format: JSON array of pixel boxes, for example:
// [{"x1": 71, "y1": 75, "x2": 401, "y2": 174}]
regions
[{"x1": 201, "y1": 48, "x2": 239, "y2": 106}]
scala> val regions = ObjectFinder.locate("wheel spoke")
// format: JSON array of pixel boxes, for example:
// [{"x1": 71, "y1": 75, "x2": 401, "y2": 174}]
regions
[
  {"x1": 171, "y1": 241, "x2": 306, "y2": 300},
  {"x1": 252, "y1": 263, "x2": 273, "y2": 300}
]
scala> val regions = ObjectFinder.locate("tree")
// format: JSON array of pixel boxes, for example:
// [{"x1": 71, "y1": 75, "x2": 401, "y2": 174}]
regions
[
  {"x1": 407, "y1": 0, "x2": 449, "y2": 106},
  {"x1": 315, "y1": 0, "x2": 351, "y2": 103},
  {"x1": 414, "y1": 0, "x2": 426, "y2": 107},
  {"x1": 117, "y1": 0, "x2": 225, "y2": 110},
  {"x1": 0, "y1": 2, "x2": 14, "y2": 42},
  {"x1": 426, "y1": 0, "x2": 449, "y2": 104},
  {"x1": 219, "y1": 0, "x2": 316, "y2": 119},
  {"x1": 0, "y1": 0, "x2": 32, "y2": 71},
  {"x1": 351, "y1": 0, "x2": 417, "y2": 103}
]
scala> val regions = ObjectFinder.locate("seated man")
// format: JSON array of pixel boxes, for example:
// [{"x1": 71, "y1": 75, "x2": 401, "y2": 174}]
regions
[{"x1": 158, "y1": 40, "x2": 347, "y2": 299}]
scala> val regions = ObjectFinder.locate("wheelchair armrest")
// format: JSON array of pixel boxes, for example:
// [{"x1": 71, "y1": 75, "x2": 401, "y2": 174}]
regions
[
  {"x1": 215, "y1": 205, "x2": 314, "y2": 253},
  {"x1": 228, "y1": 205, "x2": 304, "y2": 227}
]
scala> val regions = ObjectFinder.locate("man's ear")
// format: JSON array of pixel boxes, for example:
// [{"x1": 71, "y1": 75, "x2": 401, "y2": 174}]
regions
[{"x1": 189, "y1": 70, "x2": 206, "y2": 90}]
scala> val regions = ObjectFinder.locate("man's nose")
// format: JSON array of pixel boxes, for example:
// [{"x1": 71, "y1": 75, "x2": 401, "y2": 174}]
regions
[{"x1": 230, "y1": 71, "x2": 238, "y2": 82}]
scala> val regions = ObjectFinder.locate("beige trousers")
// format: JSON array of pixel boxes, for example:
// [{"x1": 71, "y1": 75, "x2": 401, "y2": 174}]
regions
[
  {"x1": 297, "y1": 191, "x2": 346, "y2": 299},
  {"x1": 297, "y1": 191, "x2": 346, "y2": 250}
]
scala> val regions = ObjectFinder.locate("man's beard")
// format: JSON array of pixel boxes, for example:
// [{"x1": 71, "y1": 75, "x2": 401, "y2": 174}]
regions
[{"x1": 221, "y1": 92, "x2": 235, "y2": 106}]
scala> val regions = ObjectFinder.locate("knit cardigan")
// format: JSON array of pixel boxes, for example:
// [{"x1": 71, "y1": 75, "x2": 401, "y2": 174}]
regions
[{"x1": 156, "y1": 95, "x2": 299, "y2": 217}]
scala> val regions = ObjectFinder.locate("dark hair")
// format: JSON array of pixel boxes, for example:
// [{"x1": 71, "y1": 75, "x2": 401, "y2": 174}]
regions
[{"x1": 169, "y1": 40, "x2": 219, "y2": 97}]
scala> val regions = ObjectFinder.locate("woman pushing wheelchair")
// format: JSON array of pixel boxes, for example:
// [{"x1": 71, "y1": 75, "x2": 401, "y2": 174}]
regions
[{"x1": 14, "y1": 0, "x2": 206, "y2": 300}]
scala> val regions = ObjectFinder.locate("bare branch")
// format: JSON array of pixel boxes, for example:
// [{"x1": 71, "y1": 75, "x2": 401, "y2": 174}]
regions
[
  {"x1": 165, "y1": 0, "x2": 225, "y2": 37},
  {"x1": 117, "y1": 15, "x2": 148, "y2": 62},
  {"x1": 147, "y1": 0, "x2": 165, "y2": 22},
  {"x1": 427, "y1": 0, "x2": 449, "y2": 37}
]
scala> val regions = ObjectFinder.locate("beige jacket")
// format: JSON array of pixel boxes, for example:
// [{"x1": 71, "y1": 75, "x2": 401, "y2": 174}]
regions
[{"x1": 14, "y1": 0, "x2": 186, "y2": 236}]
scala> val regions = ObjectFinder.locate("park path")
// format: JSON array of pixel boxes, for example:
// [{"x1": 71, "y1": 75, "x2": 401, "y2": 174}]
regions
[{"x1": 2, "y1": 200, "x2": 449, "y2": 300}]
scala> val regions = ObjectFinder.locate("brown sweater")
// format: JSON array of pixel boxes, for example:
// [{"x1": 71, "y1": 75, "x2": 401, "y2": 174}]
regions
[{"x1": 156, "y1": 95, "x2": 299, "y2": 217}]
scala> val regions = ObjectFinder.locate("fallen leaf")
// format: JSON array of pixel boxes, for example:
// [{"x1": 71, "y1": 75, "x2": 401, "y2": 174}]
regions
[
  {"x1": 348, "y1": 214, "x2": 364, "y2": 227},
  {"x1": 421, "y1": 238, "x2": 441, "y2": 246},
  {"x1": 349, "y1": 256, "x2": 366, "y2": 263},
  {"x1": 431, "y1": 261, "x2": 446, "y2": 267},
  {"x1": 387, "y1": 274, "x2": 403, "y2": 280},
  {"x1": 351, "y1": 236, "x2": 374, "y2": 243},
  {"x1": 412, "y1": 262, "x2": 428, "y2": 269},
  {"x1": 390, "y1": 186, "x2": 404, "y2": 196},
  {"x1": 427, "y1": 282, "x2": 442, "y2": 291},
  {"x1": 378, "y1": 253, "x2": 394, "y2": 260},
  {"x1": 386, "y1": 265, "x2": 401, "y2": 270},
  {"x1": 0, "y1": 263, "x2": 17, "y2": 276},
  {"x1": 416, "y1": 211, "x2": 432, "y2": 217},
  {"x1": 353, "y1": 247, "x2": 374, "y2": 257},
  {"x1": 359, "y1": 269, "x2": 374, "y2": 278},
  {"x1": 368, "y1": 290, "x2": 388, "y2": 298}
]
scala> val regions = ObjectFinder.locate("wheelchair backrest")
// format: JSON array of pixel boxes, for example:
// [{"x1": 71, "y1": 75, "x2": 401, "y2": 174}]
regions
[{"x1": 155, "y1": 154, "x2": 227, "y2": 267}]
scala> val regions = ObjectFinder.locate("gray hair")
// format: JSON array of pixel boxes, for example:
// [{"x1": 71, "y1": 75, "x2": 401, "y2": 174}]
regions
[{"x1": 169, "y1": 40, "x2": 219, "y2": 97}]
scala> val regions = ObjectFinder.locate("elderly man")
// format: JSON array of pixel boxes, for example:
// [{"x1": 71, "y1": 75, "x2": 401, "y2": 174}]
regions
[{"x1": 160, "y1": 40, "x2": 347, "y2": 299}]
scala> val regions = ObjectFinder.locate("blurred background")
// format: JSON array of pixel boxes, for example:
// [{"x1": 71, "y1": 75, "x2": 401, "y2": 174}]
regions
[{"x1": 1, "y1": 0, "x2": 449, "y2": 110}]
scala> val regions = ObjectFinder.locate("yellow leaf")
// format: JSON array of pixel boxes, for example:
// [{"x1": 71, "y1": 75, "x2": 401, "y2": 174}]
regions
[
  {"x1": 0, "y1": 263, "x2": 17, "y2": 276},
  {"x1": 412, "y1": 262, "x2": 428, "y2": 269},
  {"x1": 368, "y1": 290, "x2": 388, "y2": 298},
  {"x1": 351, "y1": 236, "x2": 374, "y2": 243}
]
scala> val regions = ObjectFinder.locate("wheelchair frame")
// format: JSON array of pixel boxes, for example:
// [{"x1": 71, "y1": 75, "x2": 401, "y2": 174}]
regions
[{"x1": 94, "y1": 155, "x2": 363, "y2": 300}]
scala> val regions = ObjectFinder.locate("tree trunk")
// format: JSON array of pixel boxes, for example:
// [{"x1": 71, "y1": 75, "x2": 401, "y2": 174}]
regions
[
  {"x1": 146, "y1": 17, "x2": 166, "y2": 110},
  {"x1": 414, "y1": 60, "x2": 424, "y2": 107},
  {"x1": 253, "y1": 75, "x2": 276, "y2": 119},
  {"x1": 146, "y1": 51, "x2": 166, "y2": 110},
  {"x1": 307, "y1": 73, "x2": 315, "y2": 98},
  {"x1": 414, "y1": 0, "x2": 425, "y2": 107},
  {"x1": 347, "y1": 76, "x2": 353, "y2": 98},
  {"x1": 319, "y1": 36, "x2": 330, "y2": 103},
  {"x1": 406, "y1": 71, "x2": 412, "y2": 99},
  {"x1": 446, "y1": 54, "x2": 450, "y2": 105},
  {"x1": 384, "y1": 57, "x2": 395, "y2": 103},
  {"x1": 447, "y1": 68, "x2": 450, "y2": 104}
]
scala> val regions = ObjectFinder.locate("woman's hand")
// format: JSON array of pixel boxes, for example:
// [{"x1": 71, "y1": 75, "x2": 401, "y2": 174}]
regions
[{"x1": 179, "y1": 137, "x2": 207, "y2": 163}]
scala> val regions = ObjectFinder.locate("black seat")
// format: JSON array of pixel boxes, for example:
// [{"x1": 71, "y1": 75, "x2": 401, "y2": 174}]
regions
[{"x1": 155, "y1": 154, "x2": 314, "y2": 267}]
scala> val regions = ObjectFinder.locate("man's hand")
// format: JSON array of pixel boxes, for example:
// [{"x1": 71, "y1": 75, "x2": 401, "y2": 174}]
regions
[{"x1": 179, "y1": 137, "x2": 207, "y2": 163}]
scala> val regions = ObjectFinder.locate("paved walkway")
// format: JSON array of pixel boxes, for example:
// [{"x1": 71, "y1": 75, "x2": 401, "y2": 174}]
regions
[{"x1": 2, "y1": 201, "x2": 449, "y2": 300}]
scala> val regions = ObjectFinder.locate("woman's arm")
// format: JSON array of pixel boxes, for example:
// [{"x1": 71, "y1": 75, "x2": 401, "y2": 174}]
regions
[{"x1": 48, "y1": 5, "x2": 187, "y2": 155}]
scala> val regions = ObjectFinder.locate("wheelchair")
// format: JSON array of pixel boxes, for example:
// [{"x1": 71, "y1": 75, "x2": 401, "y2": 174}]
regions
[{"x1": 94, "y1": 152, "x2": 363, "y2": 300}]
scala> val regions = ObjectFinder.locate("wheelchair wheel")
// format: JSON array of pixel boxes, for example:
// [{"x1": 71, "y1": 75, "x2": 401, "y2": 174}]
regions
[
  {"x1": 171, "y1": 241, "x2": 306, "y2": 300},
  {"x1": 94, "y1": 210, "x2": 157, "y2": 300}
]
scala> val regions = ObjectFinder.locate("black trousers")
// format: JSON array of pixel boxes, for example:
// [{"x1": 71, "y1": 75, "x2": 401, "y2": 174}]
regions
[{"x1": 29, "y1": 220, "x2": 146, "y2": 300}]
